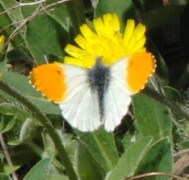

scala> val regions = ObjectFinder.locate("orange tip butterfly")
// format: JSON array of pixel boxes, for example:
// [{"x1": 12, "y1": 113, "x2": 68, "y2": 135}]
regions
[{"x1": 29, "y1": 52, "x2": 156, "y2": 132}]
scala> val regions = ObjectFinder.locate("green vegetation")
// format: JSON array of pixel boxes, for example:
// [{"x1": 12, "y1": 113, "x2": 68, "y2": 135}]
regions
[{"x1": 0, "y1": 0, "x2": 189, "y2": 179}]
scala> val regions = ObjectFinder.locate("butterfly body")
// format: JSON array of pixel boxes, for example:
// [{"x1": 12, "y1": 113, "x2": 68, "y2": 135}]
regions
[
  {"x1": 30, "y1": 52, "x2": 155, "y2": 132},
  {"x1": 88, "y1": 58, "x2": 110, "y2": 121}
]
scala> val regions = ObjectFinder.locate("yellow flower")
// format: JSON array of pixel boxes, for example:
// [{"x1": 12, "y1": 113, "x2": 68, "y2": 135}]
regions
[
  {"x1": 64, "y1": 13, "x2": 146, "y2": 68},
  {"x1": 0, "y1": 35, "x2": 5, "y2": 52}
]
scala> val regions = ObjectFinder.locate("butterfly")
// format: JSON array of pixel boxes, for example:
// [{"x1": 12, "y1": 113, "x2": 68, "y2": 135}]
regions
[{"x1": 29, "y1": 52, "x2": 156, "y2": 132}]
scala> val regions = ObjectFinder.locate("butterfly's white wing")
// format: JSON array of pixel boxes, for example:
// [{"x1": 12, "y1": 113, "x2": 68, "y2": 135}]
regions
[
  {"x1": 104, "y1": 58, "x2": 132, "y2": 131},
  {"x1": 30, "y1": 53, "x2": 155, "y2": 132},
  {"x1": 63, "y1": 53, "x2": 155, "y2": 131},
  {"x1": 30, "y1": 63, "x2": 101, "y2": 132},
  {"x1": 59, "y1": 65, "x2": 102, "y2": 132}
]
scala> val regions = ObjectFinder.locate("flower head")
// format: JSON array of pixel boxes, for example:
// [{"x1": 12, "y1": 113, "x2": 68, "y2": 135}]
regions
[
  {"x1": 0, "y1": 35, "x2": 5, "y2": 52},
  {"x1": 64, "y1": 13, "x2": 146, "y2": 68}
]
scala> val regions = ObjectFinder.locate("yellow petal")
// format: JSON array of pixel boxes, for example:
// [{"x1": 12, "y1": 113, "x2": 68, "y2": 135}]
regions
[
  {"x1": 123, "y1": 19, "x2": 135, "y2": 47},
  {"x1": 93, "y1": 17, "x2": 104, "y2": 36},
  {"x1": 133, "y1": 23, "x2": 146, "y2": 41},
  {"x1": 63, "y1": 14, "x2": 148, "y2": 68},
  {"x1": 75, "y1": 35, "x2": 88, "y2": 50},
  {"x1": 80, "y1": 24, "x2": 96, "y2": 43},
  {"x1": 0, "y1": 35, "x2": 5, "y2": 52},
  {"x1": 94, "y1": 13, "x2": 120, "y2": 38},
  {"x1": 132, "y1": 36, "x2": 146, "y2": 53},
  {"x1": 65, "y1": 44, "x2": 84, "y2": 58}
]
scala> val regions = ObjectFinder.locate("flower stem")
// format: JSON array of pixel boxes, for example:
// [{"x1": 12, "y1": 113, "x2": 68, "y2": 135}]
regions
[
  {"x1": 0, "y1": 80, "x2": 77, "y2": 180},
  {"x1": 143, "y1": 87, "x2": 189, "y2": 120},
  {"x1": 0, "y1": 132, "x2": 18, "y2": 180}
]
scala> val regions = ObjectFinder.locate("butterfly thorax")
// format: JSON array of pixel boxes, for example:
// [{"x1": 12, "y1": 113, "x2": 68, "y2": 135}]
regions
[{"x1": 88, "y1": 57, "x2": 110, "y2": 121}]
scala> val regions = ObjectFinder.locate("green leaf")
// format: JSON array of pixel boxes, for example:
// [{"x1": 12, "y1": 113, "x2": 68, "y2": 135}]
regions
[
  {"x1": 25, "y1": 14, "x2": 67, "y2": 64},
  {"x1": 48, "y1": 175, "x2": 68, "y2": 180},
  {"x1": 76, "y1": 128, "x2": 119, "y2": 172},
  {"x1": 0, "y1": 114, "x2": 16, "y2": 133},
  {"x1": 0, "y1": 0, "x2": 24, "y2": 24},
  {"x1": 48, "y1": 4, "x2": 69, "y2": 31},
  {"x1": 1, "y1": 164, "x2": 20, "y2": 175},
  {"x1": 1, "y1": 72, "x2": 60, "y2": 115},
  {"x1": 76, "y1": 143, "x2": 104, "y2": 180},
  {"x1": 19, "y1": 118, "x2": 34, "y2": 143},
  {"x1": 108, "y1": 136, "x2": 153, "y2": 180},
  {"x1": 133, "y1": 0, "x2": 163, "y2": 13},
  {"x1": 2, "y1": 71, "x2": 39, "y2": 95},
  {"x1": 0, "y1": 0, "x2": 25, "y2": 46},
  {"x1": 121, "y1": 121, "x2": 141, "y2": 150},
  {"x1": 23, "y1": 158, "x2": 51, "y2": 180},
  {"x1": 0, "y1": 173, "x2": 11, "y2": 180},
  {"x1": 48, "y1": 0, "x2": 85, "y2": 34},
  {"x1": 132, "y1": 93, "x2": 172, "y2": 141},
  {"x1": 4, "y1": 146, "x2": 38, "y2": 167},
  {"x1": 42, "y1": 130, "x2": 57, "y2": 158},
  {"x1": 0, "y1": 102, "x2": 33, "y2": 121},
  {"x1": 141, "y1": 6, "x2": 184, "y2": 28},
  {"x1": 42, "y1": 130, "x2": 78, "y2": 170},
  {"x1": 164, "y1": 86, "x2": 182, "y2": 102},
  {"x1": 95, "y1": 0, "x2": 136, "y2": 22},
  {"x1": 136, "y1": 138, "x2": 173, "y2": 180}
]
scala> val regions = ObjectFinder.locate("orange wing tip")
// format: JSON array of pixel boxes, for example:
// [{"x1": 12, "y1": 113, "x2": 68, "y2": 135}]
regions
[
  {"x1": 29, "y1": 63, "x2": 67, "y2": 103},
  {"x1": 127, "y1": 52, "x2": 156, "y2": 94},
  {"x1": 136, "y1": 53, "x2": 156, "y2": 92},
  {"x1": 29, "y1": 76, "x2": 54, "y2": 102}
]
